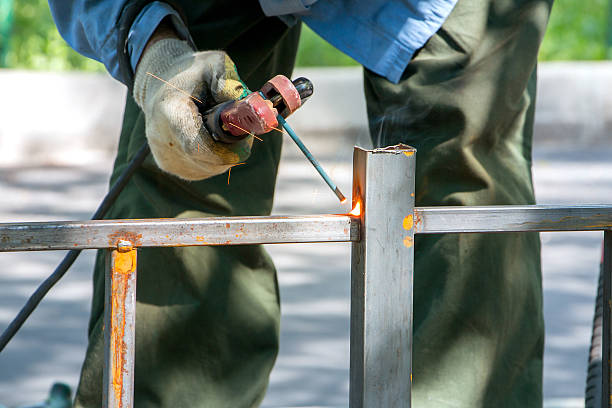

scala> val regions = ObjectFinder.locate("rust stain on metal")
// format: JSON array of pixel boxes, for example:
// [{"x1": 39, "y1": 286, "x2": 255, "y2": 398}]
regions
[
  {"x1": 403, "y1": 151, "x2": 414, "y2": 157},
  {"x1": 115, "y1": 250, "x2": 135, "y2": 274},
  {"x1": 402, "y1": 215, "x2": 413, "y2": 231},
  {"x1": 413, "y1": 211, "x2": 422, "y2": 232},
  {"x1": 403, "y1": 236, "x2": 413, "y2": 248},
  {"x1": 108, "y1": 231, "x2": 142, "y2": 247},
  {"x1": 110, "y1": 249, "x2": 136, "y2": 405},
  {"x1": 233, "y1": 225, "x2": 246, "y2": 238},
  {"x1": 195, "y1": 236, "x2": 209, "y2": 244}
]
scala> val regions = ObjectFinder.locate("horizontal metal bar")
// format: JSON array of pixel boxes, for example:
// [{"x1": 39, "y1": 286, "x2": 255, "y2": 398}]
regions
[
  {"x1": 0, "y1": 215, "x2": 358, "y2": 252},
  {"x1": 2, "y1": 205, "x2": 612, "y2": 252},
  {"x1": 415, "y1": 205, "x2": 612, "y2": 233}
]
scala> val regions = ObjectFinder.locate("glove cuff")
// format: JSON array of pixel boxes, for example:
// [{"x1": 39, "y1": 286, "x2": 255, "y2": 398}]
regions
[{"x1": 133, "y1": 38, "x2": 195, "y2": 108}]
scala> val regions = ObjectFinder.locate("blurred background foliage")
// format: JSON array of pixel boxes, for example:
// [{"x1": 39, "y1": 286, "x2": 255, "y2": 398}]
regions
[
  {"x1": 0, "y1": 0, "x2": 609, "y2": 72},
  {"x1": 0, "y1": 0, "x2": 103, "y2": 71},
  {"x1": 539, "y1": 0, "x2": 609, "y2": 60}
]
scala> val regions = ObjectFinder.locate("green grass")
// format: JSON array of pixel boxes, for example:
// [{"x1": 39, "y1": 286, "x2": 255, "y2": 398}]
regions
[{"x1": 0, "y1": 0, "x2": 610, "y2": 71}]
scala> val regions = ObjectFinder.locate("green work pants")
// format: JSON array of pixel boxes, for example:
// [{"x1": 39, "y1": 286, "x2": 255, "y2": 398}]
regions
[
  {"x1": 74, "y1": 0, "x2": 552, "y2": 406},
  {"x1": 363, "y1": 0, "x2": 552, "y2": 406}
]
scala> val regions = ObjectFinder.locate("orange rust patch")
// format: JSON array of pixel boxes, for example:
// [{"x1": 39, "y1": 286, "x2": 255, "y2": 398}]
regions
[
  {"x1": 402, "y1": 215, "x2": 414, "y2": 230},
  {"x1": 108, "y1": 231, "x2": 142, "y2": 247},
  {"x1": 403, "y1": 236, "x2": 413, "y2": 247},
  {"x1": 110, "y1": 248, "x2": 136, "y2": 404},
  {"x1": 414, "y1": 211, "x2": 422, "y2": 231},
  {"x1": 195, "y1": 236, "x2": 209, "y2": 244},
  {"x1": 403, "y1": 151, "x2": 414, "y2": 157},
  {"x1": 114, "y1": 250, "x2": 136, "y2": 274}
]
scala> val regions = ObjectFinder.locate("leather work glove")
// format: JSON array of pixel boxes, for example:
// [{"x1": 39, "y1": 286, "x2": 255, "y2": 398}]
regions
[{"x1": 133, "y1": 38, "x2": 252, "y2": 180}]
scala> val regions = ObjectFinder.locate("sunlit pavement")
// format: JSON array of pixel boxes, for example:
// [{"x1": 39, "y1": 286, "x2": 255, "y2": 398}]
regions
[{"x1": 0, "y1": 134, "x2": 610, "y2": 407}]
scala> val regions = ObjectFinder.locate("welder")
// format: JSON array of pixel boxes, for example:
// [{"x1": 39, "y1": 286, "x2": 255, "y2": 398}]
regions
[{"x1": 49, "y1": 0, "x2": 552, "y2": 407}]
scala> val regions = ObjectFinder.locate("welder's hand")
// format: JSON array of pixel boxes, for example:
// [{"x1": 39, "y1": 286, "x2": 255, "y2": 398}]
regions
[{"x1": 133, "y1": 38, "x2": 252, "y2": 180}]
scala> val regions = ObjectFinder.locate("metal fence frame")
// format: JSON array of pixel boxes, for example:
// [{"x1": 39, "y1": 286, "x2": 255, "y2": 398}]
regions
[{"x1": 1, "y1": 145, "x2": 612, "y2": 407}]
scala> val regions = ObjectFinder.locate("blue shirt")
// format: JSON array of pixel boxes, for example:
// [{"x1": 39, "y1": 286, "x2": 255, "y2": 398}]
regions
[{"x1": 49, "y1": 0, "x2": 457, "y2": 84}]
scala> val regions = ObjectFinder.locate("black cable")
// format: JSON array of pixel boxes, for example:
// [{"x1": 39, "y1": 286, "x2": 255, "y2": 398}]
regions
[{"x1": 0, "y1": 142, "x2": 150, "y2": 352}]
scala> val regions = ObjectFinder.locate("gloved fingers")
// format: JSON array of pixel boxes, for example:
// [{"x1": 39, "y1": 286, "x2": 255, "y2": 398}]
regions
[
  {"x1": 156, "y1": 92, "x2": 253, "y2": 165},
  {"x1": 196, "y1": 51, "x2": 249, "y2": 104},
  {"x1": 133, "y1": 40, "x2": 254, "y2": 180}
]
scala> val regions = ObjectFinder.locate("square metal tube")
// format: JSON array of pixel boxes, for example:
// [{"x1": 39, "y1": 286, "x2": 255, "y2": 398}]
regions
[
  {"x1": 350, "y1": 145, "x2": 416, "y2": 407},
  {"x1": 103, "y1": 244, "x2": 137, "y2": 408}
]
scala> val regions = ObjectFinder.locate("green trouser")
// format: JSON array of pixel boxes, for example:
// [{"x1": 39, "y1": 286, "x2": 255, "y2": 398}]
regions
[
  {"x1": 363, "y1": 0, "x2": 552, "y2": 406},
  {"x1": 74, "y1": 0, "x2": 551, "y2": 406}
]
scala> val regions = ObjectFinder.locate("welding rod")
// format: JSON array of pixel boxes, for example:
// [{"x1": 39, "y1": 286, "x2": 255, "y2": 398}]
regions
[{"x1": 277, "y1": 115, "x2": 346, "y2": 203}]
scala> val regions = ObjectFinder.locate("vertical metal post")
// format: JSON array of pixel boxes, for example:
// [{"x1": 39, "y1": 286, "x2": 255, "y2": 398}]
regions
[
  {"x1": 604, "y1": 230, "x2": 612, "y2": 408},
  {"x1": 350, "y1": 145, "x2": 416, "y2": 408},
  {"x1": 103, "y1": 241, "x2": 137, "y2": 408}
]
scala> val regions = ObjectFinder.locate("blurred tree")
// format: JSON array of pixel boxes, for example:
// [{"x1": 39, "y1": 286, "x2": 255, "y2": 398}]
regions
[
  {"x1": 539, "y1": 0, "x2": 608, "y2": 60},
  {"x1": 5, "y1": 0, "x2": 103, "y2": 71},
  {"x1": 0, "y1": 0, "x2": 13, "y2": 67}
]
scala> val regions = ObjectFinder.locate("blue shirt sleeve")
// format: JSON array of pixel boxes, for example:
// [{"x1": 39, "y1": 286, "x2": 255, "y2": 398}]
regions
[
  {"x1": 258, "y1": 0, "x2": 458, "y2": 84},
  {"x1": 48, "y1": 0, "x2": 127, "y2": 81},
  {"x1": 127, "y1": 2, "x2": 192, "y2": 74},
  {"x1": 49, "y1": 1, "x2": 191, "y2": 84},
  {"x1": 303, "y1": 0, "x2": 458, "y2": 83}
]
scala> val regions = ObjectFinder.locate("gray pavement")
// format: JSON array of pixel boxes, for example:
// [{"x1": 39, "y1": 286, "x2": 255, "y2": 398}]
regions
[{"x1": 0, "y1": 133, "x2": 610, "y2": 407}]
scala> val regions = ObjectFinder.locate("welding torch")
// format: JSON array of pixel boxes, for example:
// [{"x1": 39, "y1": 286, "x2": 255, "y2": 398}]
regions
[{"x1": 202, "y1": 75, "x2": 346, "y2": 203}]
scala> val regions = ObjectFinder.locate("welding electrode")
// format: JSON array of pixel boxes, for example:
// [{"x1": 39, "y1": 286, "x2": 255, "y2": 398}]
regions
[
  {"x1": 269, "y1": 78, "x2": 345, "y2": 202},
  {"x1": 203, "y1": 76, "x2": 346, "y2": 203}
]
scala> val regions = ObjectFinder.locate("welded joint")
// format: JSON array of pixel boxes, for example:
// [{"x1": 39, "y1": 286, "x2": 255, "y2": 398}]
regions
[{"x1": 116, "y1": 240, "x2": 133, "y2": 252}]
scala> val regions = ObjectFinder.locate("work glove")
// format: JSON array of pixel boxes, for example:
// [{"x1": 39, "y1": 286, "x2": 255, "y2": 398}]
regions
[{"x1": 133, "y1": 38, "x2": 252, "y2": 180}]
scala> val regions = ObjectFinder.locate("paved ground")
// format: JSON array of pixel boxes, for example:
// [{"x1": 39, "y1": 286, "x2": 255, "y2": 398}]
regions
[{"x1": 0, "y1": 132, "x2": 610, "y2": 407}]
